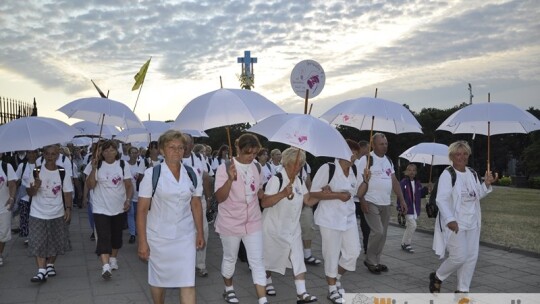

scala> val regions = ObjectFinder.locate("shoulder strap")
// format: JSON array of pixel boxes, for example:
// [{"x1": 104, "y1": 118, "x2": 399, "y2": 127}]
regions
[
  {"x1": 119, "y1": 160, "x2": 125, "y2": 176},
  {"x1": 266, "y1": 163, "x2": 271, "y2": 171},
  {"x1": 327, "y1": 162, "x2": 336, "y2": 184},
  {"x1": 445, "y1": 166, "x2": 457, "y2": 187},
  {"x1": 1, "y1": 162, "x2": 6, "y2": 177},
  {"x1": 467, "y1": 166, "x2": 479, "y2": 183},
  {"x1": 275, "y1": 172, "x2": 284, "y2": 190},
  {"x1": 151, "y1": 164, "x2": 161, "y2": 198},
  {"x1": 21, "y1": 161, "x2": 28, "y2": 178},
  {"x1": 254, "y1": 162, "x2": 261, "y2": 174},
  {"x1": 184, "y1": 165, "x2": 198, "y2": 189},
  {"x1": 351, "y1": 164, "x2": 358, "y2": 178}
]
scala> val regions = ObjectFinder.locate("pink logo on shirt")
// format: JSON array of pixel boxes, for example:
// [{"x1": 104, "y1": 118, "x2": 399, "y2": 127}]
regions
[
  {"x1": 52, "y1": 185, "x2": 62, "y2": 195},
  {"x1": 112, "y1": 176, "x2": 122, "y2": 185},
  {"x1": 386, "y1": 168, "x2": 392, "y2": 176}
]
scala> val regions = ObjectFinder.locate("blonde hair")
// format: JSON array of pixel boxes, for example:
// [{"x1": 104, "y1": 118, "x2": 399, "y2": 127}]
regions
[
  {"x1": 448, "y1": 140, "x2": 472, "y2": 158},
  {"x1": 281, "y1": 147, "x2": 305, "y2": 167},
  {"x1": 158, "y1": 130, "x2": 186, "y2": 150}
]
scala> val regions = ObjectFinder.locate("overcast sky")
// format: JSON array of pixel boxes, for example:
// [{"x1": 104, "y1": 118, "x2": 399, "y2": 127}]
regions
[{"x1": 1, "y1": 0, "x2": 539, "y2": 124}]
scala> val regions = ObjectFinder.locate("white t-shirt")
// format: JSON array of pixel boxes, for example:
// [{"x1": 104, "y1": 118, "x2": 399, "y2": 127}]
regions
[
  {"x1": 357, "y1": 152, "x2": 394, "y2": 206},
  {"x1": 129, "y1": 160, "x2": 146, "y2": 201},
  {"x1": 36, "y1": 154, "x2": 73, "y2": 180},
  {"x1": 84, "y1": 160, "x2": 131, "y2": 216},
  {"x1": 456, "y1": 170, "x2": 479, "y2": 230},
  {"x1": 16, "y1": 162, "x2": 36, "y2": 202},
  {"x1": 25, "y1": 166, "x2": 73, "y2": 219},
  {"x1": 0, "y1": 161, "x2": 17, "y2": 214},
  {"x1": 312, "y1": 160, "x2": 359, "y2": 231}
]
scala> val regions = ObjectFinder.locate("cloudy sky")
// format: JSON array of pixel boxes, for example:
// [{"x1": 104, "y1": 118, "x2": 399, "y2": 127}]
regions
[{"x1": 1, "y1": 0, "x2": 539, "y2": 125}]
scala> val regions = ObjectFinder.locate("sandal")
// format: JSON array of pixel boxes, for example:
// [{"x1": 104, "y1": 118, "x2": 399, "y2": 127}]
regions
[
  {"x1": 30, "y1": 272, "x2": 47, "y2": 283},
  {"x1": 364, "y1": 261, "x2": 380, "y2": 275},
  {"x1": 401, "y1": 244, "x2": 415, "y2": 253},
  {"x1": 223, "y1": 290, "x2": 239, "y2": 303},
  {"x1": 304, "y1": 256, "x2": 321, "y2": 265},
  {"x1": 46, "y1": 265, "x2": 56, "y2": 277},
  {"x1": 429, "y1": 272, "x2": 442, "y2": 293},
  {"x1": 265, "y1": 284, "x2": 276, "y2": 296},
  {"x1": 297, "y1": 292, "x2": 317, "y2": 303},
  {"x1": 377, "y1": 264, "x2": 389, "y2": 272},
  {"x1": 327, "y1": 290, "x2": 344, "y2": 304}
]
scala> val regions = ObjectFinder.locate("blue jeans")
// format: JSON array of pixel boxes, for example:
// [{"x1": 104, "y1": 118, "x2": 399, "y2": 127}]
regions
[{"x1": 127, "y1": 201, "x2": 137, "y2": 236}]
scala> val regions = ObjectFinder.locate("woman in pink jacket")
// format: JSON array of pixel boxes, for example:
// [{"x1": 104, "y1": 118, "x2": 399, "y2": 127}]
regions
[{"x1": 214, "y1": 134, "x2": 267, "y2": 304}]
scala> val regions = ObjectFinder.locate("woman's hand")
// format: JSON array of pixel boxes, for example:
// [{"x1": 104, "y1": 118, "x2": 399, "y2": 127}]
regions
[
  {"x1": 138, "y1": 240, "x2": 150, "y2": 261},
  {"x1": 337, "y1": 191, "x2": 352, "y2": 202},
  {"x1": 123, "y1": 200, "x2": 131, "y2": 212},
  {"x1": 227, "y1": 161, "x2": 237, "y2": 181},
  {"x1": 484, "y1": 171, "x2": 499, "y2": 186},
  {"x1": 447, "y1": 221, "x2": 459, "y2": 234},
  {"x1": 196, "y1": 233, "x2": 205, "y2": 250}
]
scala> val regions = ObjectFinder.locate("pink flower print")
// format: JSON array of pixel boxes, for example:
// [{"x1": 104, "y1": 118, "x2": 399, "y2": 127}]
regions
[
  {"x1": 343, "y1": 115, "x2": 350, "y2": 122},
  {"x1": 52, "y1": 185, "x2": 62, "y2": 195},
  {"x1": 386, "y1": 168, "x2": 392, "y2": 176},
  {"x1": 297, "y1": 135, "x2": 308, "y2": 143},
  {"x1": 250, "y1": 180, "x2": 256, "y2": 192},
  {"x1": 307, "y1": 75, "x2": 319, "y2": 89},
  {"x1": 112, "y1": 176, "x2": 122, "y2": 185}
]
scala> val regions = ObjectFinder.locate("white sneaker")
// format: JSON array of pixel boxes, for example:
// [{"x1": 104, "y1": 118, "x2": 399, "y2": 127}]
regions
[
  {"x1": 109, "y1": 258, "x2": 118, "y2": 270},
  {"x1": 102, "y1": 264, "x2": 112, "y2": 280}
]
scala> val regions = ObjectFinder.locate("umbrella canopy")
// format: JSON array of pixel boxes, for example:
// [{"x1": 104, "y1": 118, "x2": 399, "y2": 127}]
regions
[
  {"x1": 58, "y1": 97, "x2": 143, "y2": 129},
  {"x1": 319, "y1": 97, "x2": 423, "y2": 134},
  {"x1": 0, "y1": 117, "x2": 78, "y2": 153},
  {"x1": 172, "y1": 88, "x2": 285, "y2": 131},
  {"x1": 71, "y1": 121, "x2": 119, "y2": 139},
  {"x1": 399, "y1": 142, "x2": 450, "y2": 166},
  {"x1": 247, "y1": 113, "x2": 353, "y2": 160},
  {"x1": 115, "y1": 120, "x2": 171, "y2": 143},
  {"x1": 70, "y1": 136, "x2": 93, "y2": 147},
  {"x1": 437, "y1": 102, "x2": 540, "y2": 135}
]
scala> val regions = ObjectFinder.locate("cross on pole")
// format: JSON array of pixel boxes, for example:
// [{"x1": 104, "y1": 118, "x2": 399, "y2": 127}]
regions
[{"x1": 237, "y1": 50, "x2": 257, "y2": 89}]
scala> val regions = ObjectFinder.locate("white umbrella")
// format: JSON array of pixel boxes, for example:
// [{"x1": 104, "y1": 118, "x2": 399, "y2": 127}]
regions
[
  {"x1": 71, "y1": 136, "x2": 93, "y2": 147},
  {"x1": 115, "y1": 120, "x2": 171, "y2": 143},
  {"x1": 0, "y1": 117, "x2": 78, "y2": 153},
  {"x1": 437, "y1": 102, "x2": 540, "y2": 135},
  {"x1": 399, "y1": 143, "x2": 450, "y2": 166},
  {"x1": 399, "y1": 142, "x2": 450, "y2": 183},
  {"x1": 58, "y1": 97, "x2": 144, "y2": 130},
  {"x1": 247, "y1": 113, "x2": 353, "y2": 160},
  {"x1": 319, "y1": 97, "x2": 423, "y2": 134},
  {"x1": 173, "y1": 88, "x2": 284, "y2": 155},
  {"x1": 437, "y1": 102, "x2": 540, "y2": 171},
  {"x1": 71, "y1": 121, "x2": 119, "y2": 139}
]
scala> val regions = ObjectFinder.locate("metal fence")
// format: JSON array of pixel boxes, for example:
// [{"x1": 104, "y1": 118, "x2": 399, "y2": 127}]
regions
[{"x1": 0, "y1": 96, "x2": 36, "y2": 124}]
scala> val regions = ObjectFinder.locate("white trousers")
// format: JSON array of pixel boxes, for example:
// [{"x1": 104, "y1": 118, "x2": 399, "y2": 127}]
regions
[
  {"x1": 436, "y1": 227, "x2": 480, "y2": 292},
  {"x1": 401, "y1": 215, "x2": 417, "y2": 245},
  {"x1": 220, "y1": 230, "x2": 266, "y2": 286},
  {"x1": 196, "y1": 212, "x2": 209, "y2": 269},
  {"x1": 320, "y1": 225, "x2": 360, "y2": 278}
]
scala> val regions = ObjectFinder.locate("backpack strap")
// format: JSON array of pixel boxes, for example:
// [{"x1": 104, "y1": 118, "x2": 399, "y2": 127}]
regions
[
  {"x1": 151, "y1": 164, "x2": 161, "y2": 198},
  {"x1": 254, "y1": 162, "x2": 262, "y2": 175},
  {"x1": 445, "y1": 166, "x2": 457, "y2": 187},
  {"x1": 57, "y1": 166, "x2": 66, "y2": 209},
  {"x1": 1, "y1": 161, "x2": 7, "y2": 177},
  {"x1": 351, "y1": 164, "x2": 358, "y2": 178},
  {"x1": 327, "y1": 162, "x2": 336, "y2": 185},
  {"x1": 184, "y1": 165, "x2": 198, "y2": 189}
]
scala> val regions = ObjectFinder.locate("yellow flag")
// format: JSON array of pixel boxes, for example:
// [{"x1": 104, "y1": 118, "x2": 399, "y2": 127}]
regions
[{"x1": 132, "y1": 58, "x2": 151, "y2": 91}]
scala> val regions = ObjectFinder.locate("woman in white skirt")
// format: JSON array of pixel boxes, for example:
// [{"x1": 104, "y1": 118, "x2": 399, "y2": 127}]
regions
[
  {"x1": 261, "y1": 147, "x2": 318, "y2": 303},
  {"x1": 137, "y1": 130, "x2": 205, "y2": 304}
]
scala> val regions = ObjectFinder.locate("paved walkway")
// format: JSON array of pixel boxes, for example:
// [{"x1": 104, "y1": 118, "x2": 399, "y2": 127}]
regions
[{"x1": 1, "y1": 207, "x2": 539, "y2": 304}]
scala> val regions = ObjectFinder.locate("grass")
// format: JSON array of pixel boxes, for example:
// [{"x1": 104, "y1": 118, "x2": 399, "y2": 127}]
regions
[{"x1": 390, "y1": 186, "x2": 540, "y2": 254}]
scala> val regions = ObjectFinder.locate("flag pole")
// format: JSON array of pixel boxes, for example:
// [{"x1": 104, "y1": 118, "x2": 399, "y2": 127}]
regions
[{"x1": 132, "y1": 80, "x2": 145, "y2": 113}]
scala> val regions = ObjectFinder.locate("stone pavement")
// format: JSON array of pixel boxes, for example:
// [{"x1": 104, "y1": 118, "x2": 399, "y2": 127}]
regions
[{"x1": 1, "y1": 207, "x2": 539, "y2": 304}]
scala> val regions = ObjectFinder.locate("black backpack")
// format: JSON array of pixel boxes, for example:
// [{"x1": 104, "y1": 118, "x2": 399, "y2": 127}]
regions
[{"x1": 427, "y1": 166, "x2": 478, "y2": 228}]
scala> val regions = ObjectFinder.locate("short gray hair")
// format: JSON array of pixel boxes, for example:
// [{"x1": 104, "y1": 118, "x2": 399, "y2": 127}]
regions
[
  {"x1": 448, "y1": 140, "x2": 471, "y2": 158},
  {"x1": 281, "y1": 147, "x2": 305, "y2": 167}
]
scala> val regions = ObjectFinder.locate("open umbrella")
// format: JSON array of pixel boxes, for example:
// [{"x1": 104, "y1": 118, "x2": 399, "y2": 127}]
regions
[
  {"x1": 58, "y1": 97, "x2": 144, "y2": 131},
  {"x1": 115, "y1": 120, "x2": 171, "y2": 143},
  {"x1": 437, "y1": 101, "x2": 540, "y2": 171},
  {"x1": 71, "y1": 121, "x2": 119, "y2": 139},
  {"x1": 399, "y1": 142, "x2": 450, "y2": 183},
  {"x1": 172, "y1": 88, "x2": 284, "y2": 156},
  {"x1": 320, "y1": 95, "x2": 423, "y2": 168},
  {"x1": 319, "y1": 97, "x2": 423, "y2": 134},
  {"x1": 247, "y1": 113, "x2": 353, "y2": 160},
  {"x1": 0, "y1": 117, "x2": 78, "y2": 153}
]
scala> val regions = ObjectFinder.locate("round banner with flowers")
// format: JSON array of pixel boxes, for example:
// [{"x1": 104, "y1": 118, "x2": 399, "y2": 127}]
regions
[{"x1": 290, "y1": 60, "x2": 325, "y2": 99}]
